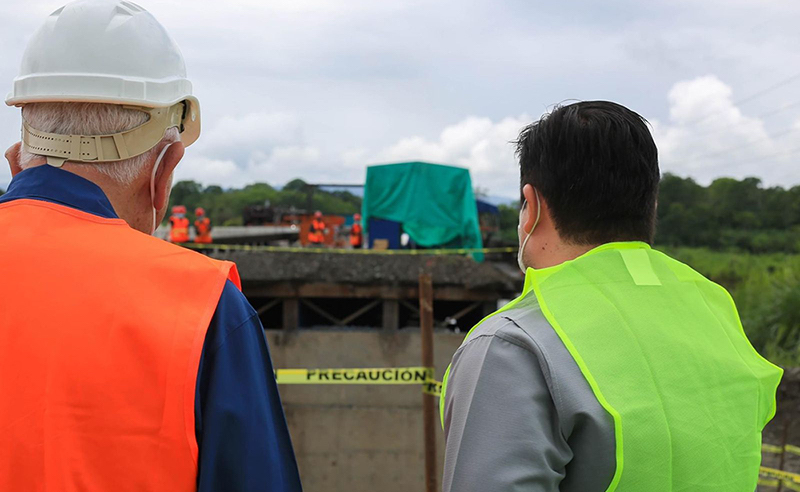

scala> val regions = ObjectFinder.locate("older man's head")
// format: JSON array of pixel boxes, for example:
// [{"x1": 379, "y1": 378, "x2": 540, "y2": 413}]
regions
[
  {"x1": 5, "y1": 0, "x2": 199, "y2": 234},
  {"x1": 6, "y1": 102, "x2": 185, "y2": 234}
]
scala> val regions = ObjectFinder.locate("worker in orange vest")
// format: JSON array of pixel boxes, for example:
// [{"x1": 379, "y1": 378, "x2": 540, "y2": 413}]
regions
[
  {"x1": 308, "y1": 210, "x2": 326, "y2": 246},
  {"x1": 350, "y1": 213, "x2": 363, "y2": 249},
  {"x1": 169, "y1": 204, "x2": 190, "y2": 243},
  {"x1": 194, "y1": 207, "x2": 213, "y2": 244},
  {"x1": 0, "y1": 2, "x2": 302, "y2": 491}
]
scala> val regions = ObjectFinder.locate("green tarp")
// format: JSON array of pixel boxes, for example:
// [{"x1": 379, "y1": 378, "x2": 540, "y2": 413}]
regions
[{"x1": 362, "y1": 162, "x2": 484, "y2": 260}]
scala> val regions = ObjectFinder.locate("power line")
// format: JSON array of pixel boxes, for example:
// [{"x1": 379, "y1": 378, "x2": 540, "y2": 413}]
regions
[
  {"x1": 681, "y1": 125, "x2": 799, "y2": 162},
  {"x1": 677, "y1": 98, "x2": 800, "y2": 144},
  {"x1": 680, "y1": 71, "x2": 800, "y2": 127},
  {"x1": 669, "y1": 144, "x2": 800, "y2": 171},
  {"x1": 733, "y1": 72, "x2": 800, "y2": 107}
]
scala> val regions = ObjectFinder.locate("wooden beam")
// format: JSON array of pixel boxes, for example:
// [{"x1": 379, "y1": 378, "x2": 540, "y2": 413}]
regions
[
  {"x1": 399, "y1": 298, "x2": 420, "y2": 315},
  {"x1": 300, "y1": 299, "x2": 342, "y2": 326},
  {"x1": 244, "y1": 282, "x2": 502, "y2": 301},
  {"x1": 449, "y1": 301, "x2": 482, "y2": 321},
  {"x1": 256, "y1": 298, "x2": 281, "y2": 316},
  {"x1": 282, "y1": 298, "x2": 298, "y2": 330},
  {"x1": 418, "y1": 273, "x2": 437, "y2": 492},
  {"x1": 339, "y1": 299, "x2": 381, "y2": 326},
  {"x1": 382, "y1": 299, "x2": 399, "y2": 331}
]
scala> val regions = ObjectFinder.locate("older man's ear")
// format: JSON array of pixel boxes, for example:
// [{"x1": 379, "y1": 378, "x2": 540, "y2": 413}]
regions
[
  {"x1": 151, "y1": 141, "x2": 185, "y2": 212},
  {"x1": 5, "y1": 142, "x2": 23, "y2": 177}
]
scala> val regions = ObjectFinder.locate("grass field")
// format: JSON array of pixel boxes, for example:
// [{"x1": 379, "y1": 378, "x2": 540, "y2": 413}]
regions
[{"x1": 662, "y1": 247, "x2": 800, "y2": 367}]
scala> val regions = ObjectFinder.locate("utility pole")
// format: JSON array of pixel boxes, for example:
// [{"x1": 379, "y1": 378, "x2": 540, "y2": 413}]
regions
[{"x1": 418, "y1": 273, "x2": 437, "y2": 492}]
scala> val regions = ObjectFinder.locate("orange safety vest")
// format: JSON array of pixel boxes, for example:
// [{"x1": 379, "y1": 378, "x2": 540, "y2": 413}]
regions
[
  {"x1": 350, "y1": 223, "x2": 363, "y2": 247},
  {"x1": 170, "y1": 215, "x2": 190, "y2": 243},
  {"x1": 308, "y1": 219, "x2": 326, "y2": 244},
  {"x1": 0, "y1": 198, "x2": 240, "y2": 492},
  {"x1": 195, "y1": 217, "x2": 212, "y2": 244}
]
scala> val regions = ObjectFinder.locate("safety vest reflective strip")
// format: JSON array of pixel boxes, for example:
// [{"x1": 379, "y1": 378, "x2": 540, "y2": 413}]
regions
[
  {"x1": 0, "y1": 199, "x2": 240, "y2": 492},
  {"x1": 441, "y1": 242, "x2": 782, "y2": 491}
]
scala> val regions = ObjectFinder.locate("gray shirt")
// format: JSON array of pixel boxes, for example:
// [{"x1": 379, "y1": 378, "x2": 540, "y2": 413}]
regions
[{"x1": 442, "y1": 292, "x2": 616, "y2": 492}]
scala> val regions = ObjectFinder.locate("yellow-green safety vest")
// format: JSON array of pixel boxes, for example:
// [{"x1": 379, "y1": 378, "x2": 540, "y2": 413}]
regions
[{"x1": 441, "y1": 242, "x2": 782, "y2": 491}]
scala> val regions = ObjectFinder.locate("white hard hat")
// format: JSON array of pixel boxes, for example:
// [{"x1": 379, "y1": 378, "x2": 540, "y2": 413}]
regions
[{"x1": 6, "y1": 0, "x2": 200, "y2": 166}]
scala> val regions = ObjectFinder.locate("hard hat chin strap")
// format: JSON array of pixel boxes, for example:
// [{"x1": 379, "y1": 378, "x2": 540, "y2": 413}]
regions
[{"x1": 21, "y1": 102, "x2": 187, "y2": 167}]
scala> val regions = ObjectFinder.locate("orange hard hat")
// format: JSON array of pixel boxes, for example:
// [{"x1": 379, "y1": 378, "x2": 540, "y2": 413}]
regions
[
  {"x1": 172, "y1": 205, "x2": 186, "y2": 214},
  {"x1": 354, "y1": 213, "x2": 361, "y2": 220},
  {"x1": 314, "y1": 211, "x2": 323, "y2": 218},
  {"x1": 195, "y1": 207, "x2": 205, "y2": 216}
]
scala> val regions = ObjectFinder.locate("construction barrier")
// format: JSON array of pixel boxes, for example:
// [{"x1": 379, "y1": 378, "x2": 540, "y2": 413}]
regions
[
  {"x1": 759, "y1": 466, "x2": 800, "y2": 490},
  {"x1": 277, "y1": 367, "x2": 798, "y2": 486},
  {"x1": 185, "y1": 243, "x2": 516, "y2": 255},
  {"x1": 763, "y1": 443, "x2": 800, "y2": 457},
  {"x1": 760, "y1": 442, "x2": 800, "y2": 489},
  {"x1": 276, "y1": 366, "x2": 443, "y2": 396}
]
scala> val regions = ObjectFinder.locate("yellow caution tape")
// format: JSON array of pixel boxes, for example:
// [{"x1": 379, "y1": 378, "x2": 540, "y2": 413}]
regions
[
  {"x1": 423, "y1": 379, "x2": 442, "y2": 397},
  {"x1": 786, "y1": 479, "x2": 800, "y2": 492},
  {"x1": 762, "y1": 443, "x2": 800, "y2": 456},
  {"x1": 759, "y1": 477, "x2": 781, "y2": 487},
  {"x1": 185, "y1": 243, "x2": 516, "y2": 255},
  {"x1": 763, "y1": 443, "x2": 786, "y2": 454},
  {"x1": 760, "y1": 466, "x2": 800, "y2": 483},
  {"x1": 275, "y1": 366, "x2": 443, "y2": 396},
  {"x1": 276, "y1": 366, "x2": 434, "y2": 385}
]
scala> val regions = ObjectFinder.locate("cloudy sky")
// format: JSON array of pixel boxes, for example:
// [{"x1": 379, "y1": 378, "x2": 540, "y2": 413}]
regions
[{"x1": 2, "y1": 0, "x2": 800, "y2": 199}]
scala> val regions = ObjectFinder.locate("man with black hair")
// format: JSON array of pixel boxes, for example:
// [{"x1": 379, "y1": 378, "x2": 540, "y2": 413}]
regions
[{"x1": 440, "y1": 101, "x2": 782, "y2": 491}]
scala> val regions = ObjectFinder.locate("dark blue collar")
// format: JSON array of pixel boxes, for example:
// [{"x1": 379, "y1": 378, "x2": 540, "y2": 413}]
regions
[{"x1": 0, "y1": 165, "x2": 119, "y2": 219}]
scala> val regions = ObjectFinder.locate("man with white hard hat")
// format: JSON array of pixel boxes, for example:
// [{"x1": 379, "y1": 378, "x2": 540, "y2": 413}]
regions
[{"x1": 0, "y1": 2, "x2": 302, "y2": 491}]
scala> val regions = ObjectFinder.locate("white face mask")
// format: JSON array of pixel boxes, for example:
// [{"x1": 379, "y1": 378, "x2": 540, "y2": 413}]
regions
[
  {"x1": 517, "y1": 190, "x2": 541, "y2": 272},
  {"x1": 149, "y1": 143, "x2": 174, "y2": 235}
]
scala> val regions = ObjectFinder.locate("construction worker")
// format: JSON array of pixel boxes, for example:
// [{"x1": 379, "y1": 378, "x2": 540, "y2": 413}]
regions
[
  {"x1": 0, "y1": 2, "x2": 301, "y2": 492},
  {"x1": 194, "y1": 207, "x2": 213, "y2": 244},
  {"x1": 169, "y1": 204, "x2": 190, "y2": 243},
  {"x1": 308, "y1": 210, "x2": 326, "y2": 246},
  {"x1": 440, "y1": 101, "x2": 782, "y2": 491},
  {"x1": 350, "y1": 213, "x2": 363, "y2": 248}
]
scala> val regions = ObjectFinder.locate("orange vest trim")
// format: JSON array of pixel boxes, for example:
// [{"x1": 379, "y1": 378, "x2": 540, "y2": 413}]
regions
[{"x1": 0, "y1": 199, "x2": 240, "y2": 492}]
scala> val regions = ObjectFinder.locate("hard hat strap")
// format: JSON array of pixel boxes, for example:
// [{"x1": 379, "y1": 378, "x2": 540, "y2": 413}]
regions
[{"x1": 21, "y1": 102, "x2": 186, "y2": 167}]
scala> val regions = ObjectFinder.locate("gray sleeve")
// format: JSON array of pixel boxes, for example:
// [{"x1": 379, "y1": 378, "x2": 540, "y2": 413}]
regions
[{"x1": 442, "y1": 318, "x2": 571, "y2": 492}]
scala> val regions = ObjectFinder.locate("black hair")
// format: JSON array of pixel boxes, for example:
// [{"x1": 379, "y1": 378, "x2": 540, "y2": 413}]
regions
[{"x1": 515, "y1": 100, "x2": 660, "y2": 245}]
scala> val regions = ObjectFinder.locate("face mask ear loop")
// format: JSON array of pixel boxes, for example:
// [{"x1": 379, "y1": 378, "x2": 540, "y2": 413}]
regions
[
  {"x1": 150, "y1": 142, "x2": 174, "y2": 235},
  {"x1": 517, "y1": 190, "x2": 541, "y2": 272}
]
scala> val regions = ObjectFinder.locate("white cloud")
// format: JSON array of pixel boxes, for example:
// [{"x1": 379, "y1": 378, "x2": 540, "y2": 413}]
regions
[
  {"x1": 179, "y1": 74, "x2": 800, "y2": 196},
  {"x1": 4, "y1": 0, "x2": 800, "y2": 193},
  {"x1": 652, "y1": 75, "x2": 800, "y2": 185},
  {"x1": 362, "y1": 115, "x2": 531, "y2": 198},
  {"x1": 178, "y1": 111, "x2": 322, "y2": 187}
]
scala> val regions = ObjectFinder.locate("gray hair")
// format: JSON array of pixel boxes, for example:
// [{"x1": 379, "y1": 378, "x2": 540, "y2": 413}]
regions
[{"x1": 20, "y1": 102, "x2": 179, "y2": 185}]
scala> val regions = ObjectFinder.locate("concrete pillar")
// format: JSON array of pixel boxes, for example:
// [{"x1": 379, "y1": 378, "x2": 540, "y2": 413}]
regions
[{"x1": 382, "y1": 299, "x2": 399, "y2": 330}]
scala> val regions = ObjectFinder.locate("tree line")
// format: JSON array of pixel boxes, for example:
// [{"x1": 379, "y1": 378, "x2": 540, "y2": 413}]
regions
[
  {"x1": 496, "y1": 173, "x2": 800, "y2": 253},
  {"x1": 4, "y1": 173, "x2": 800, "y2": 253},
  {"x1": 167, "y1": 179, "x2": 361, "y2": 225}
]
